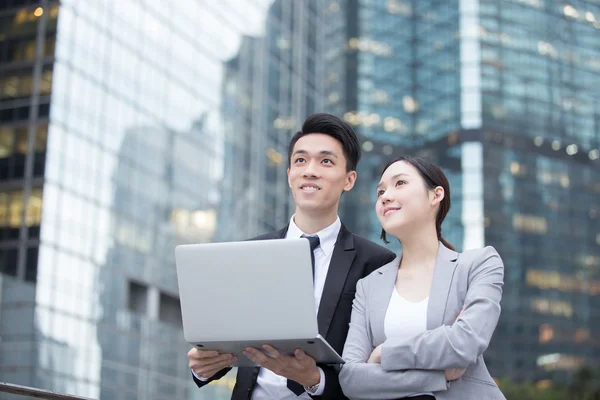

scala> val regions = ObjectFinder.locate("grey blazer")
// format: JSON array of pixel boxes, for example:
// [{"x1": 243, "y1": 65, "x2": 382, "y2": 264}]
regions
[{"x1": 339, "y1": 243, "x2": 506, "y2": 400}]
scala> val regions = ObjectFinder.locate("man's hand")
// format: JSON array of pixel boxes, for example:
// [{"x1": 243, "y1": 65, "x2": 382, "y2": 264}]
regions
[
  {"x1": 367, "y1": 344, "x2": 383, "y2": 364},
  {"x1": 188, "y1": 348, "x2": 236, "y2": 379},
  {"x1": 445, "y1": 368, "x2": 466, "y2": 381},
  {"x1": 243, "y1": 345, "x2": 320, "y2": 387}
]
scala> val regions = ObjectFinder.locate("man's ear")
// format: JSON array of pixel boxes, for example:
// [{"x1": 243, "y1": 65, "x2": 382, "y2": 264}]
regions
[
  {"x1": 343, "y1": 171, "x2": 357, "y2": 192},
  {"x1": 287, "y1": 168, "x2": 291, "y2": 187}
]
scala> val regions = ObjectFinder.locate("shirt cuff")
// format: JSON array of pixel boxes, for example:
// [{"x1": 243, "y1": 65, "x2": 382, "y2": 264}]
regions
[
  {"x1": 191, "y1": 368, "x2": 209, "y2": 382},
  {"x1": 304, "y1": 367, "x2": 325, "y2": 396}
]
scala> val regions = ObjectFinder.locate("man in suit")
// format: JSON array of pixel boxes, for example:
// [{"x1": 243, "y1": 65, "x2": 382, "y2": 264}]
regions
[{"x1": 187, "y1": 113, "x2": 395, "y2": 399}]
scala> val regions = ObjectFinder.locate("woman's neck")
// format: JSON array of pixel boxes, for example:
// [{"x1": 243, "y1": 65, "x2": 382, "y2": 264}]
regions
[{"x1": 397, "y1": 226, "x2": 439, "y2": 270}]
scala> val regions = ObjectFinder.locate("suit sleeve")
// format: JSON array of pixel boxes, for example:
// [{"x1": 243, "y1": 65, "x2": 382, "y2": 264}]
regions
[
  {"x1": 339, "y1": 280, "x2": 448, "y2": 399},
  {"x1": 191, "y1": 367, "x2": 232, "y2": 388},
  {"x1": 307, "y1": 248, "x2": 396, "y2": 399},
  {"x1": 309, "y1": 248, "x2": 396, "y2": 399},
  {"x1": 381, "y1": 246, "x2": 504, "y2": 371}
]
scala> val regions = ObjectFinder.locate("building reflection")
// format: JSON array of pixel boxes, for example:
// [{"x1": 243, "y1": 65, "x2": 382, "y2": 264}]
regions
[{"x1": 324, "y1": 0, "x2": 600, "y2": 384}]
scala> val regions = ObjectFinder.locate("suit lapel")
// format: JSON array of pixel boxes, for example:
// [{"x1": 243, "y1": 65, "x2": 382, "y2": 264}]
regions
[
  {"x1": 274, "y1": 226, "x2": 288, "y2": 239},
  {"x1": 369, "y1": 259, "x2": 399, "y2": 345},
  {"x1": 426, "y1": 243, "x2": 459, "y2": 329},
  {"x1": 317, "y1": 223, "x2": 355, "y2": 338}
]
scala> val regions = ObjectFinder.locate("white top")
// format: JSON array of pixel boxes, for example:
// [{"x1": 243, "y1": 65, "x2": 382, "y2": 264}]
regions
[
  {"x1": 384, "y1": 288, "x2": 432, "y2": 397},
  {"x1": 384, "y1": 289, "x2": 429, "y2": 340},
  {"x1": 252, "y1": 215, "x2": 341, "y2": 400}
]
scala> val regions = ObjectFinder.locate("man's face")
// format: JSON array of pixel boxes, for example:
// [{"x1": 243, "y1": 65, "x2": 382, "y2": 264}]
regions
[{"x1": 287, "y1": 133, "x2": 356, "y2": 214}]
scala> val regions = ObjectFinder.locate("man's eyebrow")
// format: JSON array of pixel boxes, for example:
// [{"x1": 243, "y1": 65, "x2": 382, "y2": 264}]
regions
[
  {"x1": 292, "y1": 150, "x2": 339, "y2": 158},
  {"x1": 319, "y1": 150, "x2": 338, "y2": 158}
]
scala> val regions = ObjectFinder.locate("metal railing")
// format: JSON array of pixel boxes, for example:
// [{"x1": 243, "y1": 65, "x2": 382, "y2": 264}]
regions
[{"x1": 0, "y1": 382, "x2": 94, "y2": 400}]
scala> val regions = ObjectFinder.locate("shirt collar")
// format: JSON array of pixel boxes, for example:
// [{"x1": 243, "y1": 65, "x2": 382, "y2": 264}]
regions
[{"x1": 286, "y1": 215, "x2": 341, "y2": 257}]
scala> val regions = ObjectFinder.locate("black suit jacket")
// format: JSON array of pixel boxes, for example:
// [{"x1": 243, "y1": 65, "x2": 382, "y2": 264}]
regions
[{"x1": 192, "y1": 222, "x2": 395, "y2": 399}]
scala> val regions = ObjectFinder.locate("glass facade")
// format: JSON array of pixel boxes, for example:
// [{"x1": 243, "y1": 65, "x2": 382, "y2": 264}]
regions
[
  {"x1": 476, "y1": 0, "x2": 600, "y2": 382},
  {"x1": 327, "y1": 0, "x2": 600, "y2": 384},
  {"x1": 1, "y1": 0, "x2": 598, "y2": 398},
  {"x1": 324, "y1": 0, "x2": 464, "y2": 242},
  {"x1": 218, "y1": 0, "x2": 324, "y2": 241},
  {"x1": 0, "y1": 0, "x2": 323, "y2": 399}
]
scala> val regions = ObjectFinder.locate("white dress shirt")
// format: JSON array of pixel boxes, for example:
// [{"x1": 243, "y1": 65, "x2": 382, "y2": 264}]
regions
[
  {"x1": 252, "y1": 215, "x2": 341, "y2": 399},
  {"x1": 194, "y1": 216, "x2": 341, "y2": 400}
]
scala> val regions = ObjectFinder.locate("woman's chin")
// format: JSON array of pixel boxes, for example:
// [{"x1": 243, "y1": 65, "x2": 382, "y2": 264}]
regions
[{"x1": 381, "y1": 221, "x2": 406, "y2": 236}]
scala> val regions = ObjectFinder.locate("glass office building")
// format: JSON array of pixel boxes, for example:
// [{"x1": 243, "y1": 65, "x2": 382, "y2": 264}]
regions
[
  {"x1": 0, "y1": 0, "x2": 323, "y2": 399},
  {"x1": 325, "y1": 0, "x2": 600, "y2": 384},
  {"x1": 2, "y1": 1, "x2": 598, "y2": 399}
]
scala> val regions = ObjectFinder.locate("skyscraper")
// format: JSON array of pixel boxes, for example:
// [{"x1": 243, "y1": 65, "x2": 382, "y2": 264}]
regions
[
  {"x1": 325, "y1": 0, "x2": 600, "y2": 384},
  {"x1": 218, "y1": 0, "x2": 324, "y2": 241},
  {"x1": 0, "y1": 1, "x2": 323, "y2": 399}
]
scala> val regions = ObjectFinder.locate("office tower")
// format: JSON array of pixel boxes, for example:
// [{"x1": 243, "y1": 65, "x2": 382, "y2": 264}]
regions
[
  {"x1": 219, "y1": 0, "x2": 324, "y2": 241},
  {"x1": 0, "y1": 1, "x2": 323, "y2": 399},
  {"x1": 324, "y1": 0, "x2": 600, "y2": 383}
]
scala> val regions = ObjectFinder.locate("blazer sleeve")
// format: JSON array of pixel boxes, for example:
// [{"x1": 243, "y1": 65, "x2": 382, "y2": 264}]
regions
[
  {"x1": 380, "y1": 246, "x2": 504, "y2": 371},
  {"x1": 339, "y1": 279, "x2": 448, "y2": 400},
  {"x1": 191, "y1": 367, "x2": 232, "y2": 388}
]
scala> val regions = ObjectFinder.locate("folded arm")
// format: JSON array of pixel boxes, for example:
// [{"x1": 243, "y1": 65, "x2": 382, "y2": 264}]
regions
[
  {"x1": 339, "y1": 280, "x2": 448, "y2": 400},
  {"x1": 381, "y1": 247, "x2": 504, "y2": 371}
]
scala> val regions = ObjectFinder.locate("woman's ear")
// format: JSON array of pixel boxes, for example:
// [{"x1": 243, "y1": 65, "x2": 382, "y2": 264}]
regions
[{"x1": 432, "y1": 186, "x2": 445, "y2": 206}]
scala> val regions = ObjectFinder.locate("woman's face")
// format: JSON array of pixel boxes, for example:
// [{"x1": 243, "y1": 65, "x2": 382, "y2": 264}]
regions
[{"x1": 375, "y1": 161, "x2": 441, "y2": 237}]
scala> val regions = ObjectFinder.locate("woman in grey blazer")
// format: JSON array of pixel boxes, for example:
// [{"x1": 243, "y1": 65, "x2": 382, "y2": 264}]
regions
[{"x1": 339, "y1": 156, "x2": 506, "y2": 400}]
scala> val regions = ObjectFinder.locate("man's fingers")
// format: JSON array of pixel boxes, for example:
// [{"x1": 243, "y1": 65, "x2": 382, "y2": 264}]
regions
[
  {"x1": 294, "y1": 349, "x2": 306, "y2": 359},
  {"x1": 191, "y1": 353, "x2": 235, "y2": 369},
  {"x1": 263, "y1": 345, "x2": 281, "y2": 359},
  {"x1": 245, "y1": 347, "x2": 270, "y2": 365},
  {"x1": 195, "y1": 358, "x2": 237, "y2": 378},
  {"x1": 188, "y1": 348, "x2": 220, "y2": 360}
]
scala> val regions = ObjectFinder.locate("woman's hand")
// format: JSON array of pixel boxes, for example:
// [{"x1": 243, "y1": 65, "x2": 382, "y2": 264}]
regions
[
  {"x1": 444, "y1": 368, "x2": 466, "y2": 381},
  {"x1": 367, "y1": 344, "x2": 383, "y2": 363}
]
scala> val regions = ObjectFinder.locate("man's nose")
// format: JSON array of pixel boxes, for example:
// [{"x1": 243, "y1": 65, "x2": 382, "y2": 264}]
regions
[{"x1": 303, "y1": 161, "x2": 318, "y2": 177}]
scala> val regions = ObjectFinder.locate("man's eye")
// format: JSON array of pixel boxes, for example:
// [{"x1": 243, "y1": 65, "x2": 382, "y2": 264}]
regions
[
  {"x1": 322, "y1": 159, "x2": 333, "y2": 164},
  {"x1": 377, "y1": 190, "x2": 385, "y2": 197},
  {"x1": 294, "y1": 158, "x2": 305, "y2": 163}
]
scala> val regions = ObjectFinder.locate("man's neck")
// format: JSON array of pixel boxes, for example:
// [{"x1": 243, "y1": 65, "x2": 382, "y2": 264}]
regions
[{"x1": 293, "y1": 208, "x2": 338, "y2": 235}]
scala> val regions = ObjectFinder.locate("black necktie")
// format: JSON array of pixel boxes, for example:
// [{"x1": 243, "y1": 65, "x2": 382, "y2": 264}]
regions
[
  {"x1": 302, "y1": 234, "x2": 320, "y2": 281},
  {"x1": 287, "y1": 234, "x2": 320, "y2": 396}
]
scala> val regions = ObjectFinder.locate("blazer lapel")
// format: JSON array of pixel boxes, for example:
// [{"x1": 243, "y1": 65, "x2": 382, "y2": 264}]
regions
[
  {"x1": 274, "y1": 226, "x2": 288, "y2": 239},
  {"x1": 317, "y1": 223, "x2": 355, "y2": 337},
  {"x1": 369, "y1": 259, "x2": 399, "y2": 345},
  {"x1": 426, "y1": 242, "x2": 459, "y2": 329}
]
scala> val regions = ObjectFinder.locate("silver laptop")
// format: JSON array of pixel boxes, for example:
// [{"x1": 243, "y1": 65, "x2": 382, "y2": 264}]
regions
[{"x1": 175, "y1": 238, "x2": 344, "y2": 367}]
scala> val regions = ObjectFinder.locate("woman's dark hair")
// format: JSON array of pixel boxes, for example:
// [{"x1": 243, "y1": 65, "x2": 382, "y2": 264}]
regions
[
  {"x1": 379, "y1": 156, "x2": 455, "y2": 251},
  {"x1": 288, "y1": 113, "x2": 361, "y2": 172}
]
